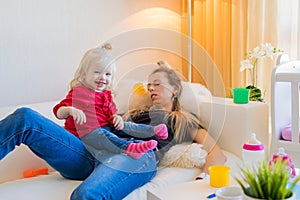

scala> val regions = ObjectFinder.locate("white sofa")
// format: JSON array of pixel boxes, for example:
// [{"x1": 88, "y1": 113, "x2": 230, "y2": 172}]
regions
[{"x1": 0, "y1": 80, "x2": 269, "y2": 200}]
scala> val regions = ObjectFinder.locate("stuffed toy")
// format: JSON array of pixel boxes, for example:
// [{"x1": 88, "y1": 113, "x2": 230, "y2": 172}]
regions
[{"x1": 128, "y1": 82, "x2": 153, "y2": 111}]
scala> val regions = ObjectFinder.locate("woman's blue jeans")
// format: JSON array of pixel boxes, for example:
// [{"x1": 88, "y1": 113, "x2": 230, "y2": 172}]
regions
[{"x1": 0, "y1": 108, "x2": 157, "y2": 200}]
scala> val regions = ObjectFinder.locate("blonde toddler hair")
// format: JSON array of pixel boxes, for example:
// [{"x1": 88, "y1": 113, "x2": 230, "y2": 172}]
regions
[{"x1": 70, "y1": 43, "x2": 116, "y2": 90}]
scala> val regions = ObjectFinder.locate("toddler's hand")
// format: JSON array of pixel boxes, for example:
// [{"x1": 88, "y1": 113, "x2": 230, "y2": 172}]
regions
[
  {"x1": 113, "y1": 115, "x2": 124, "y2": 130},
  {"x1": 69, "y1": 107, "x2": 86, "y2": 125}
]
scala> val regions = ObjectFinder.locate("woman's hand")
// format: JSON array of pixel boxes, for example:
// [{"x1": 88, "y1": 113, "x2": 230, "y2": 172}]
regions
[
  {"x1": 113, "y1": 114, "x2": 124, "y2": 130},
  {"x1": 202, "y1": 145, "x2": 227, "y2": 174},
  {"x1": 193, "y1": 128, "x2": 227, "y2": 174}
]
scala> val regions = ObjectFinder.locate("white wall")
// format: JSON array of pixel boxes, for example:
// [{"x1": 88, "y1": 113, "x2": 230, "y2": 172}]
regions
[{"x1": 0, "y1": 0, "x2": 182, "y2": 107}]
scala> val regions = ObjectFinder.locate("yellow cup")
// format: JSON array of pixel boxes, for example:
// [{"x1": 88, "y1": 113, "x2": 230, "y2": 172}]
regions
[{"x1": 209, "y1": 165, "x2": 230, "y2": 188}]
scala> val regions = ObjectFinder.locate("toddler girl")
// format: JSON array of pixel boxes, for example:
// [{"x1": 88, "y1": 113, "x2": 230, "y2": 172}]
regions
[{"x1": 53, "y1": 43, "x2": 167, "y2": 159}]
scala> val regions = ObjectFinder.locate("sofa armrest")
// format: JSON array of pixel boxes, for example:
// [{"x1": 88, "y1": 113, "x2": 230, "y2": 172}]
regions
[{"x1": 198, "y1": 96, "x2": 269, "y2": 159}]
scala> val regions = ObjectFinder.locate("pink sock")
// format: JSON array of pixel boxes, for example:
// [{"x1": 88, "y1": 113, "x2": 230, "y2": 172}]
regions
[
  {"x1": 125, "y1": 140, "x2": 157, "y2": 159},
  {"x1": 154, "y1": 124, "x2": 168, "y2": 140}
]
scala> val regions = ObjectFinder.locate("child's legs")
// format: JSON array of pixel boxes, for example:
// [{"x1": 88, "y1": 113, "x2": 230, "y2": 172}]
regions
[
  {"x1": 0, "y1": 107, "x2": 94, "y2": 180},
  {"x1": 103, "y1": 126, "x2": 132, "y2": 138},
  {"x1": 122, "y1": 122, "x2": 155, "y2": 138},
  {"x1": 80, "y1": 128, "x2": 131, "y2": 155}
]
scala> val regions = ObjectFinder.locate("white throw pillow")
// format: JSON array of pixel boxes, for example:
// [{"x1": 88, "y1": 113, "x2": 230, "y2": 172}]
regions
[
  {"x1": 159, "y1": 143, "x2": 207, "y2": 169},
  {"x1": 180, "y1": 82, "x2": 211, "y2": 118}
]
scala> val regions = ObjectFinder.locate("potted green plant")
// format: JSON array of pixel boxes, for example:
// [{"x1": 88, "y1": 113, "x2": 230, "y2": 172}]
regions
[{"x1": 235, "y1": 158, "x2": 300, "y2": 200}]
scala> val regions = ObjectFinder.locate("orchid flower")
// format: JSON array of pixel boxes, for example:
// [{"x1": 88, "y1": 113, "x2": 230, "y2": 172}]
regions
[
  {"x1": 239, "y1": 43, "x2": 283, "y2": 102},
  {"x1": 262, "y1": 43, "x2": 276, "y2": 59},
  {"x1": 240, "y1": 59, "x2": 253, "y2": 72},
  {"x1": 241, "y1": 43, "x2": 283, "y2": 87},
  {"x1": 252, "y1": 46, "x2": 265, "y2": 59}
]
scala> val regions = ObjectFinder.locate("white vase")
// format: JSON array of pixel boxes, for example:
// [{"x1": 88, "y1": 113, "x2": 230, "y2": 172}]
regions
[{"x1": 243, "y1": 192, "x2": 295, "y2": 200}]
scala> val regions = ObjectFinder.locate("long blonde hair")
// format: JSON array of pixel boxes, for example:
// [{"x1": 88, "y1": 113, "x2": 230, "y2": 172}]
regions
[
  {"x1": 70, "y1": 43, "x2": 116, "y2": 90},
  {"x1": 154, "y1": 61, "x2": 201, "y2": 142}
]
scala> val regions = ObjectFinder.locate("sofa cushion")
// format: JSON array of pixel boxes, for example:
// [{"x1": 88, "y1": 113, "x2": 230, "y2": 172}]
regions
[
  {"x1": 0, "y1": 173, "x2": 80, "y2": 200},
  {"x1": 0, "y1": 150, "x2": 241, "y2": 200},
  {"x1": 0, "y1": 168, "x2": 200, "y2": 200}
]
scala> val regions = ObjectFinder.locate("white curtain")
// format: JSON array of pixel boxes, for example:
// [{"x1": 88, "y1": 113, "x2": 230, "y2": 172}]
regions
[
  {"x1": 246, "y1": 0, "x2": 300, "y2": 104},
  {"x1": 246, "y1": 0, "x2": 277, "y2": 104},
  {"x1": 276, "y1": 0, "x2": 300, "y2": 59}
]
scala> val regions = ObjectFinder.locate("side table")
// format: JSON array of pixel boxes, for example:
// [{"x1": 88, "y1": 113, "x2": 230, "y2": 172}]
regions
[{"x1": 147, "y1": 176, "x2": 238, "y2": 200}]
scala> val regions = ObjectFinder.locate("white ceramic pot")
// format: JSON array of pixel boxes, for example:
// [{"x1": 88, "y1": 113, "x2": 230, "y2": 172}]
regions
[{"x1": 243, "y1": 192, "x2": 295, "y2": 200}]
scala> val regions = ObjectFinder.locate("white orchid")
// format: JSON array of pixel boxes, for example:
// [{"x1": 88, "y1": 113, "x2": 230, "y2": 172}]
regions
[
  {"x1": 240, "y1": 42, "x2": 283, "y2": 87},
  {"x1": 240, "y1": 59, "x2": 253, "y2": 72},
  {"x1": 252, "y1": 46, "x2": 265, "y2": 59},
  {"x1": 263, "y1": 43, "x2": 276, "y2": 58},
  {"x1": 239, "y1": 43, "x2": 283, "y2": 102}
]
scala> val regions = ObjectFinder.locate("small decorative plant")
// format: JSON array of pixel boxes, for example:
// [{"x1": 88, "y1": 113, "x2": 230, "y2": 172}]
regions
[
  {"x1": 240, "y1": 43, "x2": 283, "y2": 102},
  {"x1": 235, "y1": 158, "x2": 300, "y2": 199}
]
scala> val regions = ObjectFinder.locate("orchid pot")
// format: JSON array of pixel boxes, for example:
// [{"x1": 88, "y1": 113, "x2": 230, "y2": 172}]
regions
[{"x1": 245, "y1": 85, "x2": 263, "y2": 102}]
